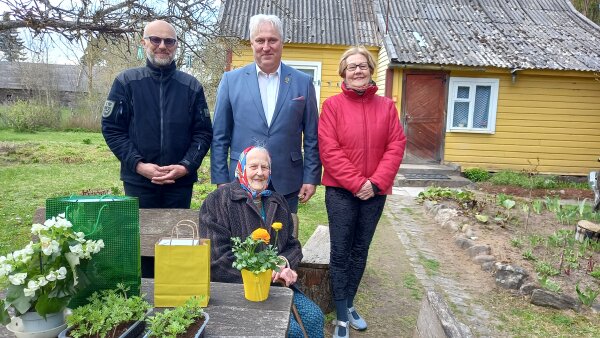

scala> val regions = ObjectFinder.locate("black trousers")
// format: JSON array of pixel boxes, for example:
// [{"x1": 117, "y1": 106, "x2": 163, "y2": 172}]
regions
[
  {"x1": 124, "y1": 182, "x2": 194, "y2": 278},
  {"x1": 326, "y1": 186, "x2": 386, "y2": 302},
  {"x1": 123, "y1": 182, "x2": 193, "y2": 208}
]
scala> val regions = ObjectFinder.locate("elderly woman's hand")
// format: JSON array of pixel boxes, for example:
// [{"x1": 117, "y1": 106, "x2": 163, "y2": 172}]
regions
[{"x1": 272, "y1": 267, "x2": 298, "y2": 287}]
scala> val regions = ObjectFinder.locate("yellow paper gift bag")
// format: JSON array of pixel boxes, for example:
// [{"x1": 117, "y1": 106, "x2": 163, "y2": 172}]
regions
[{"x1": 154, "y1": 220, "x2": 210, "y2": 307}]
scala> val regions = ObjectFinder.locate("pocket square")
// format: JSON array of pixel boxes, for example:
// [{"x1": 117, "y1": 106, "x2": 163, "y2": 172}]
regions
[{"x1": 292, "y1": 96, "x2": 305, "y2": 101}]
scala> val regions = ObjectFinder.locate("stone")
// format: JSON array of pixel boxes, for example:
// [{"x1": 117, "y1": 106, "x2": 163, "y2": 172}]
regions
[
  {"x1": 530, "y1": 289, "x2": 581, "y2": 312},
  {"x1": 454, "y1": 235, "x2": 475, "y2": 249},
  {"x1": 495, "y1": 263, "x2": 528, "y2": 290},
  {"x1": 481, "y1": 261, "x2": 495, "y2": 272},
  {"x1": 519, "y1": 283, "x2": 538, "y2": 295},
  {"x1": 435, "y1": 209, "x2": 458, "y2": 226},
  {"x1": 473, "y1": 255, "x2": 495, "y2": 265},
  {"x1": 467, "y1": 244, "x2": 491, "y2": 258}
]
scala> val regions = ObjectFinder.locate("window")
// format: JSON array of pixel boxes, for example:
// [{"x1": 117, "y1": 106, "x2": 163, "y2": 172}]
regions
[
  {"x1": 446, "y1": 77, "x2": 499, "y2": 133},
  {"x1": 283, "y1": 60, "x2": 322, "y2": 104}
]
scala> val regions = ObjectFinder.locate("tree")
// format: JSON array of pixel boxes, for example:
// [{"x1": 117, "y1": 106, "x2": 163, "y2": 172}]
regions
[
  {"x1": 572, "y1": 0, "x2": 600, "y2": 25},
  {"x1": 0, "y1": 12, "x2": 25, "y2": 61},
  {"x1": 0, "y1": 0, "x2": 222, "y2": 62}
]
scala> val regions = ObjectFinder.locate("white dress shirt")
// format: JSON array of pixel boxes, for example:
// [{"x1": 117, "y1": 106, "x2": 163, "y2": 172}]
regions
[{"x1": 256, "y1": 64, "x2": 281, "y2": 127}]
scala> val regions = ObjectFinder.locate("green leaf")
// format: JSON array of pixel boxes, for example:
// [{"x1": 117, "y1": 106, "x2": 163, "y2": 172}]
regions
[
  {"x1": 475, "y1": 214, "x2": 489, "y2": 223},
  {"x1": 502, "y1": 199, "x2": 516, "y2": 210},
  {"x1": 35, "y1": 294, "x2": 69, "y2": 317},
  {"x1": 0, "y1": 300, "x2": 10, "y2": 325},
  {"x1": 5, "y1": 284, "x2": 33, "y2": 315}
]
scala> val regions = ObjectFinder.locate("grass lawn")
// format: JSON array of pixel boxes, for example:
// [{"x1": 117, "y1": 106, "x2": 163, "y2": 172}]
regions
[{"x1": 0, "y1": 129, "x2": 327, "y2": 255}]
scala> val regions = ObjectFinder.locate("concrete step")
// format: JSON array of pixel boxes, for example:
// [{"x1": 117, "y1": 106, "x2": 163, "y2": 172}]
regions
[
  {"x1": 394, "y1": 173, "x2": 473, "y2": 188},
  {"x1": 399, "y1": 163, "x2": 461, "y2": 176}
]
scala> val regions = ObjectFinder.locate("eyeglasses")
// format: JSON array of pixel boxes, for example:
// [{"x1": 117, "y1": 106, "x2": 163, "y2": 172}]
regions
[
  {"x1": 345, "y1": 63, "x2": 369, "y2": 72},
  {"x1": 144, "y1": 36, "x2": 177, "y2": 47}
]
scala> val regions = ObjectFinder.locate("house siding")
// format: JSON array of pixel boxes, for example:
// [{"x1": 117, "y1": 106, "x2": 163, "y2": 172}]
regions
[
  {"x1": 375, "y1": 47, "x2": 388, "y2": 96},
  {"x1": 442, "y1": 70, "x2": 600, "y2": 175},
  {"x1": 229, "y1": 43, "x2": 379, "y2": 109}
]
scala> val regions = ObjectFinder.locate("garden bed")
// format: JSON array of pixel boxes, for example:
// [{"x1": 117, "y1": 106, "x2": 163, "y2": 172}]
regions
[{"x1": 419, "y1": 185, "x2": 600, "y2": 311}]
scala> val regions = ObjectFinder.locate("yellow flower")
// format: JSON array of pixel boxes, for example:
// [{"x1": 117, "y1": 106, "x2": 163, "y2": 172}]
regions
[
  {"x1": 272, "y1": 222, "x2": 283, "y2": 231},
  {"x1": 251, "y1": 228, "x2": 270, "y2": 244}
]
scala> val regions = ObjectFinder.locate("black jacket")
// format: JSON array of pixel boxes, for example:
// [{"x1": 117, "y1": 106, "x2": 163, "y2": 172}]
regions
[
  {"x1": 102, "y1": 60, "x2": 213, "y2": 187},
  {"x1": 199, "y1": 182, "x2": 302, "y2": 283}
]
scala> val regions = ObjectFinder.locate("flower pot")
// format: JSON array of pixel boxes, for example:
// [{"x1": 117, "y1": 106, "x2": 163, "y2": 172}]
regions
[
  {"x1": 241, "y1": 269, "x2": 272, "y2": 302},
  {"x1": 143, "y1": 312, "x2": 209, "y2": 338},
  {"x1": 6, "y1": 311, "x2": 67, "y2": 338},
  {"x1": 58, "y1": 309, "x2": 152, "y2": 338}
]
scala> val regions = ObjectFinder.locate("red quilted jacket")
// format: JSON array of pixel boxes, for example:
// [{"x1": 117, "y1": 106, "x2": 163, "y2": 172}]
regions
[{"x1": 318, "y1": 82, "x2": 406, "y2": 194}]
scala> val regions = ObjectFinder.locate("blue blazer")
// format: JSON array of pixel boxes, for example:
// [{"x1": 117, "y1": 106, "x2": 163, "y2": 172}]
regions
[{"x1": 211, "y1": 63, "x2": 321, "y2": 195}]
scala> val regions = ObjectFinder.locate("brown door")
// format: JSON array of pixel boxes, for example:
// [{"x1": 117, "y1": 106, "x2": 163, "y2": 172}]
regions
[{"x1": 402, "y1": 72, "x2": 447, "y2": 164}]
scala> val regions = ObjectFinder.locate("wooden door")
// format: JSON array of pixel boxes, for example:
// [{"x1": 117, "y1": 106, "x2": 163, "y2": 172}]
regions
[{"x1": 402, "y1": 72, "x2": 447, "y2": 163}]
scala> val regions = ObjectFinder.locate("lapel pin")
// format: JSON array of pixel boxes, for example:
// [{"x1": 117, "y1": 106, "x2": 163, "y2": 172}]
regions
[{"x1": 284, "y1": 76, "x2": 290, "y2": 84}]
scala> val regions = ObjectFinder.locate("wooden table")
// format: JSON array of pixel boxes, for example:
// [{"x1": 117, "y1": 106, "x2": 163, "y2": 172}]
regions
[
  {"x1": 142, "y1": 279, "x2": 293, "y2": 338},
  {"x1": 0, "y1": 280, "x2": 293, "y2": 338}
]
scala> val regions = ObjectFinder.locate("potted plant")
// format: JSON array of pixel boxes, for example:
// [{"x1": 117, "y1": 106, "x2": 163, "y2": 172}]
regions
[
  {"x1": 0, "y1": 213, "x2": 104, "y2": 338},
  {"x1": 231, "y1": 223, "x2": 285, "y2": 301},
  {"x1": 59, "y1": 283, "x2": 152, "y2": 338},
  {"x1": 144, "y1": 296, "x2": 208, "y2": 338}
]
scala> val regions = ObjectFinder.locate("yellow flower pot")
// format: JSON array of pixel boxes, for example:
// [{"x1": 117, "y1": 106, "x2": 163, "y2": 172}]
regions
[{"x1": 241, "y1": 269, "x2": 272, "y2": 302}]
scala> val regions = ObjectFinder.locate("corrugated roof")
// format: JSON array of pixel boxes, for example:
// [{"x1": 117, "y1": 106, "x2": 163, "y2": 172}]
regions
[
  {"x1": 374, "y1": 0, "x2": 600, "y2": 71},
  {"x1": 219, "y1": 0, "x2": 381, "y2": 46},
  {"x1": 0, "y1": 61, "x2": 91, "y2": 92}
]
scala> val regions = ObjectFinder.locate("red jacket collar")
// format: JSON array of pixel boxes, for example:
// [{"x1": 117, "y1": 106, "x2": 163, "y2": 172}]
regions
[{"x1": 341, "y1": 81, "x2": 379, "y2": 100}]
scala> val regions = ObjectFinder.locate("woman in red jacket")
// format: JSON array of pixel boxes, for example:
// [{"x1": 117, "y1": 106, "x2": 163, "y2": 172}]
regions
[{"x1": 319, "y1": 46, "x2": 406, "y2": 338}]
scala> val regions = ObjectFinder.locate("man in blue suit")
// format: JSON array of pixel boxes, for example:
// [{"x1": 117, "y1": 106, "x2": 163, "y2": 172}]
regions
[{"x1": 211, "y1": 14, "x2": 321, "y2": 219}]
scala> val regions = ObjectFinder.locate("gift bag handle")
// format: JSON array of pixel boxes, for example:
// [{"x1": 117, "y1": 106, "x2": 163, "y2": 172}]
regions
[
  {"x1": 170, "y1": 220, "x2": 199, "y2": 245},
  {"x1": 64, "y1": 204, "x2": 108, "y2": 236}
]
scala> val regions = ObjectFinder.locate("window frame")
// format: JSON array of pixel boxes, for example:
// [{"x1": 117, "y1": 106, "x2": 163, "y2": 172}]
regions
[
  {"x1": 446, "y1": 77, "x2": 499, "y2": 134},
  {"x1": 283, "y1": 60, "x2": 322, "y2": 103}
]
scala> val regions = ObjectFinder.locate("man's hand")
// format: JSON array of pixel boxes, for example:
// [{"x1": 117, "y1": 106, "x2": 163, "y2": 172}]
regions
[
  {"x1": 298, "y1": 184, "x2": 316, "y2": 203},
  {"x1": 150, "y1": 164, "x2": 189, "y2": 185},
  {"x1": 355, "y1": 180, "x2": 375, "y2": 200},
  {"x1": 272, "y1": 267, "x2": 298, "y2": 287},
  {"x1": 136, "y1": 162, "x2": 188, "y2": 185}
]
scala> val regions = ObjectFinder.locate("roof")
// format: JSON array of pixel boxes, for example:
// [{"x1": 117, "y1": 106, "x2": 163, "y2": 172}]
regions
[
  {"x1": 218, "y1": 0, "x2": 381, "y2": 46},
  {"x1": 0, "y1": 61, "x2": 91, "y2": 92},
  {"x1": 374, "y1": 0, "x2": 600, "y2": 72}
]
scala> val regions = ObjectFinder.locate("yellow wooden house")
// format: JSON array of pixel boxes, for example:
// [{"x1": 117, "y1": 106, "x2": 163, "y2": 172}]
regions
[{"x1": 219, "y1": 0, "x2": 600, "y2": 176}]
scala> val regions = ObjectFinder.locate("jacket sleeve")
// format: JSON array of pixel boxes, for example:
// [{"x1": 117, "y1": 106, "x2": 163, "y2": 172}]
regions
[
  {"x1": 318, "y1": 99, "x2": 368, "y2": 194},
  {"x1": 179, "y1": 83, "x2": 213, "y2": 173},
  {"x1": 198, "y1": 191, "x2": 241, "y2": 283},
  {"x1": 301, "y1": 78, "x2": 322, "y2": 185},
  {"x1": 274, "y1": 204, "x2": 303, "y2": 270},
  {"x1": 101, "y1": 77, "x2": 143, "y2": 173},
  {"x1": 369, "y1": 103, "x2": 407, "y2": 193},
  {"x1": 210, "y1": 73, "x2": 233, "y2": 184}
]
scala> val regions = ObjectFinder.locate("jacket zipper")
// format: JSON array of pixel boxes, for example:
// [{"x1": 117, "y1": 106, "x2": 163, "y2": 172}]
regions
[
  {"x1": 361, "y1": 97, "x2": 368, "y2": 175},
  {"x1": 159, "y1": 70, "x2": 164, "y2": 163}
]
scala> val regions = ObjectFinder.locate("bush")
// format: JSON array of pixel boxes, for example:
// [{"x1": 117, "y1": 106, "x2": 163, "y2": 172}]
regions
[
  {"x1": 0, "y1": 100, "x2": 61, "y2": 132},
  {"x1": 463, "y1": 167, "x2": 490, "y2": 182}
]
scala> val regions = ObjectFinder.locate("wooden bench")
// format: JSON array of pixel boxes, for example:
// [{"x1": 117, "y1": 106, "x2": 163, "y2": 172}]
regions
[{"x1": 297, "y1": 224, "x2": 333, "y2": 313}]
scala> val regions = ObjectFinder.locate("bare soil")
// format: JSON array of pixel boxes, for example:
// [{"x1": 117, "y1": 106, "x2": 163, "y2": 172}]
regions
[{"x1": 444, "y1": 184, "x2": 600, "y2": 303}]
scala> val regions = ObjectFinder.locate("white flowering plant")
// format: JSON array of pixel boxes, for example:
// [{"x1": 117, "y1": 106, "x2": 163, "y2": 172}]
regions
[{"x1": 0, "y1": 213, "x2": 104, "y2": 324}]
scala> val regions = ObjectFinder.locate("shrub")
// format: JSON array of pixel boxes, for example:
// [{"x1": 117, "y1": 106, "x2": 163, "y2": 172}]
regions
[
  {"x1": 463, "y1": 167, "x2": 491, "y2": 182},
  {"x1": 0, "y1": 100, "x2": 61, "y2": 132}
]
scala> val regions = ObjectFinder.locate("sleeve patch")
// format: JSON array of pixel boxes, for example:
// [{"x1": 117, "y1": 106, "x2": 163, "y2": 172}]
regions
[{"x1": 102, "y1": 100, "x2": 116, "y2": 118}]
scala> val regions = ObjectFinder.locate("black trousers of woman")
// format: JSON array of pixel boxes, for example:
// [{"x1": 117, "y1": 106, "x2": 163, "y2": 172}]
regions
[{"x1": 326, "y1": 186, "x2": 387, "y2": 301}]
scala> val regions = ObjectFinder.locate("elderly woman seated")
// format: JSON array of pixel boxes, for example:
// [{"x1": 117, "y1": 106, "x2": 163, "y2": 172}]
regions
[{"x1": 199, "y1": 145, "x2": 325, "y2": 338}]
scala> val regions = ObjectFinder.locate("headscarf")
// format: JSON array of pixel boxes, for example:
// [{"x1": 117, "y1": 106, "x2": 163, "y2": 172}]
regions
[{"x1": 235, "y1": 145, "x2": 273, "y2": 199}]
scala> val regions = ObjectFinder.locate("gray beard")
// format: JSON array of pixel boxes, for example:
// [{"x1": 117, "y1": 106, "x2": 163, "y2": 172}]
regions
[{"x1": 146, "y1": 50, "x2": 173, "y2": 67}]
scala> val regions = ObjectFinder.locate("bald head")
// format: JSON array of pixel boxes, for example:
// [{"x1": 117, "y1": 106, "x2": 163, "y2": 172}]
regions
[{"x1": 143, "y1": 20, "x2": 176, "y2": 38}]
